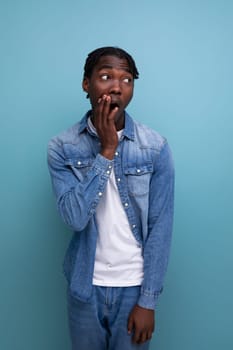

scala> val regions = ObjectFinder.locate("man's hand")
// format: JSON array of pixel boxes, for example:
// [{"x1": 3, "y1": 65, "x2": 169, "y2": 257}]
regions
[
  {"x1": 127, "y1": 305, "x2": 155, "y2": 344},
  {"x1": 93, "y1": 94, "x2": 119, "y2": 160}
]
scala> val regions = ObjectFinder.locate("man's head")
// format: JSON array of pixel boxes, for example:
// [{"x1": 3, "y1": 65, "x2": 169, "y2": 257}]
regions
[
  {"x1": 82, "y1": 47, "x2": 139, "y2": 129},
  {"x1": 83, "y1": 47, "x2": 139, "y2": 82}
]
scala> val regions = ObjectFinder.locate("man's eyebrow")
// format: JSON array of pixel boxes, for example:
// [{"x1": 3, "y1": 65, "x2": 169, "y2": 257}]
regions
[{"x1": 98, "y1": 64, "x2": 132, "y2": 74}]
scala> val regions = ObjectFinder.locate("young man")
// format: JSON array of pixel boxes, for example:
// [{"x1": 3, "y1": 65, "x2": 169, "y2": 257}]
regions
[{"x1": 47, "y1": 47, "x2": 174, "y2": 350}]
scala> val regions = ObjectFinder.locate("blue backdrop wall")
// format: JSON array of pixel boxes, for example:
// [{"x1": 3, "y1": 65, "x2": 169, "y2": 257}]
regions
[{"x1": 1, "y1": 1, "x2": 232, "y2": 349}]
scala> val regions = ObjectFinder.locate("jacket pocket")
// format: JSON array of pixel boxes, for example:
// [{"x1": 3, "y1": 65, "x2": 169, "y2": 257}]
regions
[
  {"x1": 124, "y1": 163, "x2": 153, "y2": 196},
  {"x1": 65, "y1": 157, "x2": 94, "y2": 182}
]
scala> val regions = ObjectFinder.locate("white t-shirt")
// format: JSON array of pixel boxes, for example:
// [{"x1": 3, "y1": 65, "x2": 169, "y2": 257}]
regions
[{"x1": 88, "y1": 117, "x2": 144, "y2": 287}]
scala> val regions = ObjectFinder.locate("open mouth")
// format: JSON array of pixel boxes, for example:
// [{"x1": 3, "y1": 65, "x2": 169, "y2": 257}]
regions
[{"x1": 110, "y1": 102, "x2": 120, "y2": 110}]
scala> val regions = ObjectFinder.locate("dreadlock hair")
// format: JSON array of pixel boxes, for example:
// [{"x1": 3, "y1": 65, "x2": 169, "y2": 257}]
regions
[{"x1": 83, "y1": 47, "x2": 139, "y2": 98}]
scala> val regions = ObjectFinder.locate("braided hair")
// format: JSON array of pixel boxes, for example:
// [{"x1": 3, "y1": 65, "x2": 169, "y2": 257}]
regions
[{"x1": 83, "y1": 46, "x2": 139, "y2": 80}]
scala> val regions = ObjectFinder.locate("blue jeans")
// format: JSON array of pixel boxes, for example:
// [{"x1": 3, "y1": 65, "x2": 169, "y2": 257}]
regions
[{"x1": 67, "y1": 286, "x2": 151, "y2": 350}]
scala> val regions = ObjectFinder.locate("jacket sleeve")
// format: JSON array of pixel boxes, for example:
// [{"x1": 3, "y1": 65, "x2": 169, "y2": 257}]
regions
[
  {"x1": 138, "y1": 141, "x2": 175, "y2": 310},
  {"x1": 47, "y1": 138, "x2": 114, "y2": 232}
]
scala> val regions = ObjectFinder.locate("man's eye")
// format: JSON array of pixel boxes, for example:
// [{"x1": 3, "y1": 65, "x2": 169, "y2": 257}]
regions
[
  {"x1": 101, "y1": 74, "x2": 109, "y2": 80},
  {"x1": 123, "y1": 77, "x2": 132, "y2": 83}
]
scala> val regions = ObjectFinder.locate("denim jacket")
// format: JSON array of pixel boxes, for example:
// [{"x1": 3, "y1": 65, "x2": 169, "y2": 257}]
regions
[{"x1": 47, "y1": 111, "x2": 174, "y2": 310}]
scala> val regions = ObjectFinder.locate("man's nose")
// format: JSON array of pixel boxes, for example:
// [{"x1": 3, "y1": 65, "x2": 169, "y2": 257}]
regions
[{"x1": 109, "y1": 79, "x2": 121, "y2": 94}]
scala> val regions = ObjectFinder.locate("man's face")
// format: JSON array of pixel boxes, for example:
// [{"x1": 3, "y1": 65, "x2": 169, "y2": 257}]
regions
[{"x1": 82, "y1": 55, "x2": 134, "y2": 127}]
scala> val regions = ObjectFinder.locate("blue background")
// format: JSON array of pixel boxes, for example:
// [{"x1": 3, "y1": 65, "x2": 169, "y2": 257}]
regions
[{"x1": 1, "y1": 0, "x2": 233, "y2": 349}]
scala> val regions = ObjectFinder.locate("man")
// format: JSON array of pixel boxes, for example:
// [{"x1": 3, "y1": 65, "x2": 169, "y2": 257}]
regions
[{"x1": 47, "y1": 46, "x2": 174, "y2": 350}]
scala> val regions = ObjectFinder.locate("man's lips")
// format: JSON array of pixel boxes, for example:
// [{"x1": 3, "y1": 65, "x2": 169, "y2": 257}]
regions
[
  {"x1": 110, "y1": 102, "x2": 120, "y2": 110},
  {"x1": 97, "y1": 96, "x2": 122, "y2": 110},
  {"x1": 109, "y1": 97, "x2": 121, "y2": 109}
]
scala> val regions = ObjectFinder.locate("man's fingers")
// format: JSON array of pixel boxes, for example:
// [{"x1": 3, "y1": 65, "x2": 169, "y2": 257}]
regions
[
  {"x1": 133, "y1": 330, "x2": 141, "y2": 344},
  {"x1": 127, "y1": 316, "x2": 133, "y2": 334},
  {"x1": 108, "y1": 106, "x2": 119, "y2": 122},
  {"x1": 139, "y1": 331, "x2": 147, "y2": 344},
  {"x1": 147, "y1": 331, "x2": 153, "y2": 340},
  {"x1": 95, "y1": 95, "x2": 118, "y2": 124},
  {"x1": 100, "y1": 95, "x2": 118, "y2": 121},
  {"x1": 133, "y1": 330, "x2": 152, "y2": 344},
  {"x1": 102, "y1": 95, "x2": 111, "y2": 118}
]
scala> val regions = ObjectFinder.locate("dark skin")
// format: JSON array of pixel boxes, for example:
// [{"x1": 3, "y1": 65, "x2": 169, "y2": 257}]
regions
[
  {"x1": 82, "y1": 55, "x2": 155, "y2": 344},
  {"x1": 82, "y1": 55, "x2": 133, "y2": 159}
]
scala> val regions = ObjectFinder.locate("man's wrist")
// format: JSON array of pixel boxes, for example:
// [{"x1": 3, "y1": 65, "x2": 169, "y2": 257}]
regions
[{"x1": 100, "y1": 148, "x2": 116, "y2": 160}]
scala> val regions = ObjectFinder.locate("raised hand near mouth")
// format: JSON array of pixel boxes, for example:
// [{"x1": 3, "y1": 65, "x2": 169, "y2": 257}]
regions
[{"x1": 92, "y1": 94, "x2": 120, "y2": 160}]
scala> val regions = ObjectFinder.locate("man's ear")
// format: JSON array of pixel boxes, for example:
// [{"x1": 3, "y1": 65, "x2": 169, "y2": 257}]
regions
[{"x1": 82, "y1": 78, "x2": 89, "y2": 93}]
